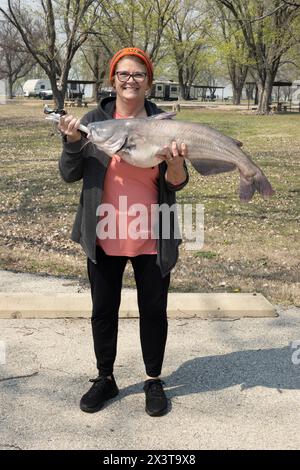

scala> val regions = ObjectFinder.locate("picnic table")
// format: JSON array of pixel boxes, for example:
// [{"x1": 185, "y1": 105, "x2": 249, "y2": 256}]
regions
[
  {"x1": 271, "y1": 103, "x2": 288, "y2": 113},
  {"x1": 65, "y1": 99, "x2": 88, "y2": 108}
]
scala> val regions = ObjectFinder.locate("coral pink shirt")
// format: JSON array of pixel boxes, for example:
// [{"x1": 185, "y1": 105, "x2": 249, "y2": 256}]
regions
[{"x1": 96, "y1": 111, "x2": 159, "y2": 256}]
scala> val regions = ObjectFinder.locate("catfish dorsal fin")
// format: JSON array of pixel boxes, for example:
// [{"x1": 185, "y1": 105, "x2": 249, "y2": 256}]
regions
[
  {"x1": 233, "y1": 138, "x2": 243, "y2": 147},
  {"x1": 147, "y1": 111, "x2": 177, "y2": 120}
]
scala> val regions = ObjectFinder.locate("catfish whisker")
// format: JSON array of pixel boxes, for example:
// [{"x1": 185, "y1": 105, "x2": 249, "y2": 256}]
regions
[{"x1": 79, "y1": 138, "x2": 94, "y2": 152}]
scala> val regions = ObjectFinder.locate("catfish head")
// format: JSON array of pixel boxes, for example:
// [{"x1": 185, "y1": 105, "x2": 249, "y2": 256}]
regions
[
  {"x1": 87, "y1": 112, "x2": 177, "y2": 166},
  {"x1": 87, "y1": 120, "x2": 129, "y2": 156}
]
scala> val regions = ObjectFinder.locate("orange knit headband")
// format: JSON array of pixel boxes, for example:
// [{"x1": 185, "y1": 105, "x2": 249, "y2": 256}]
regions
[{"x1": 109, "y1": 47, "x2": 154, "y2": 86}]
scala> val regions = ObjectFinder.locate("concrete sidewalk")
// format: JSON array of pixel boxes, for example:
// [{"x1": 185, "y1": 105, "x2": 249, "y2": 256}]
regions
[{"x1": 1, "y1": 305, "x2": 300, "y2": 450}]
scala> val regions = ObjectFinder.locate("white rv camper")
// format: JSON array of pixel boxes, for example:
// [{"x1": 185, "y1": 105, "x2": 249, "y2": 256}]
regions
[
  {"x1": 150, "y1": 81, "x2": 180, "y2": 100},
  {"x1": 23, "y1": 79, "x2": 51, "y2": 97}
]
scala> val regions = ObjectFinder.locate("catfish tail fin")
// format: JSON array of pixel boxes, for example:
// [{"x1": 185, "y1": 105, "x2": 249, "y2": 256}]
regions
[{"x1": 239, "y1": 171, "x2": 275, "y2": 202}]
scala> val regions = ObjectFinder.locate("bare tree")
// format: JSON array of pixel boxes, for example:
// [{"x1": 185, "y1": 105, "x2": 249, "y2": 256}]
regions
[
  {"x1": 0, "y1": 0, "x2": 100, "y2": 108},
  {"x1": 166, "y1": 0, "x2": 208, "y2": 100},
  {"x1": 0, "y1": 20, "x2": 36, "y2": 98},
  {"x1": 216, "y1": 0, "x2": 300, "y2": 114},
  {"x1": 75, "y1": 0, "x2": 179, "y2": 101},
  {"x1": 211, "y1": 2, "x2": 250, "y2": 104},
  {"x1": 87, "y1": 0, "x2": 178, "y2": 64},
  {"x1": 282, "y1": 1, "x2": 300, "y2": 7},
  {"x1": 80, "y1": 41, "x2": 109, "y2": 100}
]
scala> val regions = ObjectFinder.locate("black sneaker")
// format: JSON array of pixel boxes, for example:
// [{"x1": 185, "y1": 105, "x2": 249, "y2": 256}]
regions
[
  {"x1": 143, "y1": 379, "x2": 168, "y2": 417},
  {"x1": 80, "y1": 374, "x2": 119, "y2": 413}
]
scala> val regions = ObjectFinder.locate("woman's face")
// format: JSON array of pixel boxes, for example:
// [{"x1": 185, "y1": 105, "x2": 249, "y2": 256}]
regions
[{"x1": 113, "y1": 56, "x2": 149, "y2": 103}]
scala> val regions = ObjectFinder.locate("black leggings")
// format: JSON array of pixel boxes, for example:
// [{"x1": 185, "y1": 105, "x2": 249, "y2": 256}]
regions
[{"x1": 87, "y1": 246, "x2": 170, "y2": 378}]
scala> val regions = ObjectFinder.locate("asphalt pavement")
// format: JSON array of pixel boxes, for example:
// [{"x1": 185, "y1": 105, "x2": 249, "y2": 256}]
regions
[{"x1": 1, "y1": 304, "x2": 300, "y2": 450}]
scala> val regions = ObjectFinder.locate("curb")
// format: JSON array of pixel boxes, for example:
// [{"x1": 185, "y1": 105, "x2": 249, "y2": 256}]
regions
[{"x1": 0, "y1": 292, "x2": 276, "y2": 319}]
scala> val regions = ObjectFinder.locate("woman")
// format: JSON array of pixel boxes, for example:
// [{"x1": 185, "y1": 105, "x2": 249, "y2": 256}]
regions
[{"x1": 58, "y1": 47, "x2": 189, "y2": 417}]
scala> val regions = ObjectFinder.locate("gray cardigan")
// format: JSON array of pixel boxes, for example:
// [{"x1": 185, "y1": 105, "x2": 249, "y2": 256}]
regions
[{"x1": 58, "y1": 97, "x2": 189, "y2": 277}]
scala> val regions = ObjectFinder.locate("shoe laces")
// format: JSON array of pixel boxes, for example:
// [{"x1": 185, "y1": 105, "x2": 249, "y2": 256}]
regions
[{"x1": 88, "y1": 376, "x2": 109, "y2": 390}]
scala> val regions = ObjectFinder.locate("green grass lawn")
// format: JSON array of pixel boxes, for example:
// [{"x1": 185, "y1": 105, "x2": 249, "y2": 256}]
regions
[{"x1": 0, "y1": 101, "x2": 299, "y2": 304}]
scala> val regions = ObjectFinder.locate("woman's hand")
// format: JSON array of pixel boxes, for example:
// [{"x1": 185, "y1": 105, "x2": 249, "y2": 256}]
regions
[
  {"x1": 155, "y1": 141, "x2": 187, "y2": 186},
  {"x1": 58, "y1": 114, "x2": 82, "y2": 143}
]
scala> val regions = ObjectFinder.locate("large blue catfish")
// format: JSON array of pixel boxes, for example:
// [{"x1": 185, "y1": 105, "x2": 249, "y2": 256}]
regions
[{"x1": 47, "y1": 109, "x2": 275, "y2": 202}]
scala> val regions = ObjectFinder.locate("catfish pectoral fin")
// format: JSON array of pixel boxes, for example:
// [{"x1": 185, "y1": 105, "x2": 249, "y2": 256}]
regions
[{"x1": 189, "y1": 158, "x2": 236, "y2": 175}]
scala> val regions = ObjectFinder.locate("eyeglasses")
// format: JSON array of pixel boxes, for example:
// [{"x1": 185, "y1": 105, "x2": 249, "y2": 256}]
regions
[{"x1": 115, "y1": 71, "x2": 147, "y2": 83}]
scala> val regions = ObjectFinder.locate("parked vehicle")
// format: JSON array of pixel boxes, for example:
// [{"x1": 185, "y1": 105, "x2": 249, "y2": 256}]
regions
[
  {"x1": 150, "y1": 80, "x2": 225, "y2": 101},
  {"x1": 150, "y1": 81, "x2": 180, "y2": 100},
  {"x1": 23, "y1": 79, "x2": 51, "y2": 97},
  {"x1": 39, "y1": 89, "x2": 53, "y2": 100},
  {"x1": 23, "y1": 78, "x2": 92, "y2": 101},
  {"x1": 97, "y1": 87, "x2": 116, "y2": 100},
  {"x1": 150, "y1": 81, "x2": 200, "y2": 100}
]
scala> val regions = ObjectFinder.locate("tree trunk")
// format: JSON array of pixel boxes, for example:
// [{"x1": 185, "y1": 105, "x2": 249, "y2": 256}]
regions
[
  {"x1": 228, "y1": 61, "x2": 248, "y2": 106},
  {"x1": 93, "y1": 82, "x2": 99, "y2": 102},
  {"x1": 178, "y1": 68, "x2": 185, "y2": 100},
  {"x1": 54, "y1": 91, "x2": 65, "y2": 111},
  {"x1": 257, "y1": 86, "x2": 271, "y2": 114},
  {"x1": 254, "y1": 86, "x2": 258, "y2": 105},
  {"x1": 232, "y1": 85, "x2": 243, "y2": 105},
  {"x1": 8, "y1": 75, "x2": 13, "y2": 99},
  {"x1": 183, "y1": 85, "x2": 189, "y2": 100},
  {"x1": 49, "y1": 76, "x2": 65, "y2": 110},
  {"x1": 94, "y1": 71, "x2": 105, "y2": 102},
  {"x1": 256, "y1": 72, "x2": 276, "y2": 115}
]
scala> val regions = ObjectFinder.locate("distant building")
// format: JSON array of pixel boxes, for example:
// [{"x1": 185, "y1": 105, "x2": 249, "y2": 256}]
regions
[
  {"x1": 291, "y1": 80, "x2": 300, "y2": 103},
  {"x1": 223, "y1": 84, "x2": 233, "y2": 99},
  {"x1": 0, "y1": 79, "x2": 8, "y2": 104}
]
